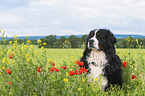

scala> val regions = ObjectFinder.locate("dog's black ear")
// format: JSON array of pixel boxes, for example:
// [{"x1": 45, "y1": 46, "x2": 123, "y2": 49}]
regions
[{"x1": 107, "y1": 30, "x2": 117, "y2": 47}]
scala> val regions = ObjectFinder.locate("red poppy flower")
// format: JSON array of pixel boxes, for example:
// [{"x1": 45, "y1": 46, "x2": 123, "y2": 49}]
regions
[
  {"x1": 7, "y1": 81, "x2": 11, "y2": 85},
  {"x1": 37, "y1": 66, "x2": 43, "y2": 73},
  {"x1": 79, "y1": 62, "x2": 84, "y2": 66},
  {"x1": 50, "y1": 67, "x2": 56, "y2": 72},
  {"x1": 50, "y1": 67, "x2": 59, "y2": 72},
  {"x1": 85, "y1": 69, "x2": 88, "y2": 73},
  {"x1": 69, "y1": 71, "x2": 75, "y2": 76},
  {"x1": 75, "y1": 61, "x2": 84, "y2": 66},
  {"x1": 5, "y1": 69, "x2": 11, "y2": 74},
  {"x1": 49, "y1": 69, "x2": 53, "y2": 73},
  {"x1": 8, "y1": 53, "x2": 14, "y2": 59},
  {"x1": 131, "y1": 75, "x2": 137, "y2": 79},
  {"x1": 75, "y1": 70, "x2": 79, "y2": 75},
  {"x1": 61, "y1": 66, "x2": 67, "y2": 69},
  {"x1": 75, "y1": 61, "x2": 80, "y2": 64},
  {"x1": 79, "y1": 67, "x2": 88, "y2": 73},
  {"x1": 122, "y1": 61, "x2": 127, "y2": 68},
  {"x1": 50, "y1": 61, "x2": 55, "y2": 66},
  {"x1": 55, "y1": 68, "x2": 59, "y2": 72},
  {"x1": 51, "y1": 67, "x2": 56, "y2": 71}
]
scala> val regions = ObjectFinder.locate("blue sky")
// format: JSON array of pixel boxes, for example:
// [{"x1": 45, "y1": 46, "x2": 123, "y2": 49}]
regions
[{"x1": 1, "y1": 0, "x2": 145, "y2": 37}]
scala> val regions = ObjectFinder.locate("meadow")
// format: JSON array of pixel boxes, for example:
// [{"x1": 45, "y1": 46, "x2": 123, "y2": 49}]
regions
[{"x1": 0, "y1": 37, "x2": 145, "y2": 96}]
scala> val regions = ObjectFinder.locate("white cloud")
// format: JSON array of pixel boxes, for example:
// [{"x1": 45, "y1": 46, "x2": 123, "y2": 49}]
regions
[
  {"x1": 0, "y1": 12, "x2": 25, "y2": 25},
  {"x1": 1, "y1": 0, "x2": 145, "y2": 36},
  {"x1": 52, "y1": 19, "x2": 61, "y2": 25}
]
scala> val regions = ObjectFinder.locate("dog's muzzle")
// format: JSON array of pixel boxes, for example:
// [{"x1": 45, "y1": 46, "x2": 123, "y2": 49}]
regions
[
  {"x1": 88, "y1": 40, "x2": 94, "y2": 48},
  {"x1": 88, "y1": 40, "x2": 102, "y2": 51}
]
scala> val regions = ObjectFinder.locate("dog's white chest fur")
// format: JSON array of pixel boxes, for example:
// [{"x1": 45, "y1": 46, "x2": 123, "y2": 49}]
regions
[{"x1": 87, "y1": 50, "x2": 108, "y2": 89}]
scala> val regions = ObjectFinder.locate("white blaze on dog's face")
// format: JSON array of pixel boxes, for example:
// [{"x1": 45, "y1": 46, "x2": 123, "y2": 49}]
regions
[
  {"x1": 87, "y1": 29, "x2": 117, "y2": 51},
  {"x1": 88, "y1": 29, "x2": 99, "y2": 49}
]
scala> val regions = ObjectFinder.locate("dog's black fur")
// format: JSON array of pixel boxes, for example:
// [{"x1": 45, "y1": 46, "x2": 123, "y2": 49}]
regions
[{"x1": 80, "y1": 29, "x2": 122, "y2": 90}]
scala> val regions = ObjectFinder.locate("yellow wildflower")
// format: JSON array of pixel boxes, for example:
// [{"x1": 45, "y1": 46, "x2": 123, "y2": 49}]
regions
[
  {"x1": 30, "y1": 45, "x2": 34, "y2": 49},
  {"x1": 33, "y1": 92, "x2": 36, "y2": 95},
  {"x1": 43, "y1": 42, "x2": 46, "y2": 45},
  {"x1": 22, "y1": 50, "x2": 25, "y2": 53},
  {"x1": 27, "y1": 57, "x2": 30, "y2": 62},
  {"x1": 14, "y1": 40, "x2": 17, "y2": 44},
  {"x1": 2, "y1": 57, "x2": 6, "y2": 63},
  {"x1": 21, "y1": 43, "x2": 24, "y2": 46},
  {"x1": 37, "y1": 39, "x2": 42, "y2": 43},
  {"x1": 77, "y1": 88, "x2": 81, "y2": 91},
  {"x1": 26, "y1": 35, "x2": 29, "y2": 38},
  {"x1": 7, "y1": 50, "x2": 11, "y2": 55},
  {"x1": 12, "y1": 61, "x2": 15, "y2": 64},
  {"x1": 27, "y1": 40, "x2": 30, "y2": 43},
  {"x1": 94, "y1": 78, "x2": 98, "y2": 81},
  {"x1": 24, "y1": 45, "x2": 28, "y2": 48},
  {"x1": 21, "y1": 47, "x2": 24, "y2": 50},
  {"x1": 41, "y1": 46, "x2": 44, "y2": 50},
  {"x1": 26, "y1": 54, "x2": 29, "y2": 57},
  {"x1": 63, "y1": 78, "x2": 68, "y2": 82},
  {"x1": 70, "y1": 56, "x2": 74, "y2": 60},
  {"x1": 82, "y1": 78, "x2": 85, "y2": 82},
  {"x1": 112, "y1": 87, "x2": 114, "y2": 90},
  {"x1": 7, "y1": 60, "x2": 10, "y2": 64},
  {"x1": 0, "y1": 73, "x2": 1, "y2": 75},
  {"x1": 136, "y1": 39, "x2": 138, "y2": 42},
  {"x1": 66, "y1": 73, "x2": 68, "y2": 77},
  {"x1": 48, "y1": 59, "x2": 52, "y2": 62},
  {"x1": 9, "y1": 41, "x2": 12, "y2": 45},
  {"x1": 13, "y1": 52, "x2": 15, "y2": 55},
  {"x1": 12, "y1": 44, "x2": 15, "y2": 47},
  {"x1": 35, "y1": 51, "x2": 38, "y2": 54},
  {"x1": 2, "y1": 66, "x2": 5, "y2": 70},
  {"x1": 14, "y1": 35, "x2": 18, "y2": 39}
]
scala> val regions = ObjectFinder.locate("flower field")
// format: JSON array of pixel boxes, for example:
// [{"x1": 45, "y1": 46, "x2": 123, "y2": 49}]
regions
[{"x1": 0, "y1": 36, "x2": 145, "y2": 95}]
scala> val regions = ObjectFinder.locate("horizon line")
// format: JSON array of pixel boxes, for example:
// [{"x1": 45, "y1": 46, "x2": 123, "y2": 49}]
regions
[{"x1": 5, "y1": 33, "x2": 145, "y2": 37}]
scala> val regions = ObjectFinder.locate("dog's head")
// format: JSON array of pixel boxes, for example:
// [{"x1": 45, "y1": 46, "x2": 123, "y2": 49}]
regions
[{"x1": 86, "y1": 29, "x2": 116, "y2": 51}]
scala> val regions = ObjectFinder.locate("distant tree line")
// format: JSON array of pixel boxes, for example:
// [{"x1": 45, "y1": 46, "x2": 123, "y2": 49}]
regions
[
  {"x1": 116, "y1": 37, "x2": 145, "y2": 48},
  {"x1": 1, "y1": 35, "x2": 145, "y2": 48},
  {"x1": 38, "y1": 35, "x2": 87, "y2": 48}
]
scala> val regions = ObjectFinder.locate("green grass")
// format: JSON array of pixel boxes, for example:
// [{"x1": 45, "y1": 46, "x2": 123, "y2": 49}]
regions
[{"x1": 0, "y1": 43, "x2": 145, "y2": 96}]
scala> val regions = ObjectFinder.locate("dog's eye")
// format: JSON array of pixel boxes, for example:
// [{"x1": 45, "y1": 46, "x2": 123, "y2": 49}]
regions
[
  {"x1": 97, "y1": 33, "x2": 100, "y2": 36},
  {"x1": 91, "y1": 33, "x2": 94, "y2": 36}
]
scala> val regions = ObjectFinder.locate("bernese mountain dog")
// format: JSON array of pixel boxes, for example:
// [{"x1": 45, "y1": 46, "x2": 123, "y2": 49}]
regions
[{"x1": 80, "y1": 29, "x2": 122, "y2": 91}]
